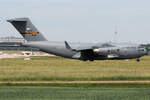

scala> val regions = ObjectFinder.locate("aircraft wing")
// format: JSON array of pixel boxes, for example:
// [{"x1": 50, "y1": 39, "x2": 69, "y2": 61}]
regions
[
  {"x1": 76, "y1": 46, "x2": 94, "y2": 51},
  {"x1": 64, "y1": 41, "x2": 103, "y2": 51},
  {"x1": 64, "y1": 41, "x2": 116, "y2": 52},
  {"x1": 76, "y1": 43, "x2": 115, "y2": 51}
]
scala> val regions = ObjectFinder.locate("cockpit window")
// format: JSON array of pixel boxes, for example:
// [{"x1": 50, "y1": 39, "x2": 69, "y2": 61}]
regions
[
  {"x1": 138, "y1": 48, "x2": 145, "y2": 52},
  {"x1": 117, "y1": 49, "x2": 120, "y2": 52}
]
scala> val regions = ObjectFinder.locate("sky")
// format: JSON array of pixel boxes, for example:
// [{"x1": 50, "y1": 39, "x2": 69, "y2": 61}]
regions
[{"x1": 0, "y1": 0, "x2": 150, "y2": 43}]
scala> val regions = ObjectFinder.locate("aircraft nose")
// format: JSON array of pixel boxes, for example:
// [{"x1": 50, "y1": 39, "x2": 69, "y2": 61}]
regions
[
  {"x1": 144, "y1": 49, "x2": 148, "y2": 55},
  {"x1": 142, "y1": 48, "x2": 148, "y2": 56},
  {"x1": 137, "y1": 48, "x2": 148, "y2": 56}
]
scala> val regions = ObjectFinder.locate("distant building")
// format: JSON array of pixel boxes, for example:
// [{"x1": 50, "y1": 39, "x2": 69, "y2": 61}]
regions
[
  {"x1": 0, "y1": 36, "x2": 38, "y2": 51},
  {"x1": 0, "y1": 36, "x2": 25, "y2": 43}
]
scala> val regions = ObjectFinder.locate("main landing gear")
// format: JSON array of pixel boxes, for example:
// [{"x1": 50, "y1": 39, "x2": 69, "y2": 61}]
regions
[
  {"x1": 82, "y1": 59, "x2": 94, "y2": 61},
  {"x1": 89, "y1": 59, "x2": 94, "y2": 61}
]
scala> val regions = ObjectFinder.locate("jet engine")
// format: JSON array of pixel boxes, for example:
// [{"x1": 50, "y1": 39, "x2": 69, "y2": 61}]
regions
[{"x1": 93, "y1": 47, "x2": 120, "y2": 55}]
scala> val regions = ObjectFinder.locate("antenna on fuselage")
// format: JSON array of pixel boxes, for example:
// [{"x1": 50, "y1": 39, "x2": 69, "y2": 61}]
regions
[{"x1": 113, "y1": 26, "x2": 118, "y2": 43}]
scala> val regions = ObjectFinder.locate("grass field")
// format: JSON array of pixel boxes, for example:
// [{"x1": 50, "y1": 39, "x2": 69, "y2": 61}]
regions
[
  {"x1": 0, "y1": 56, "x2": 150, "y2": 100},
  {"x1": 0, "y1": 87, "x2": 150, "y2": 100},
  {"x1": 0, "y1": 56, "x2": 150, "y2": 81}
]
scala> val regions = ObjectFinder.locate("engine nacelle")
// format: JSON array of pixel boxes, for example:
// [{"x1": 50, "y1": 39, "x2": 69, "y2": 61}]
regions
[
  {"x1": 93, "y1": 47, "x2": 120, "y2": 55},
  {"x1": 93, "y1": 48, "x2": 109, "y2": 55}
]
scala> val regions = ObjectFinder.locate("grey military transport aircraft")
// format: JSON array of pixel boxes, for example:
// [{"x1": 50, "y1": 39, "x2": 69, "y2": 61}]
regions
[{"x1": 7, "y1": 18, "x2": 148, "y2": 62}]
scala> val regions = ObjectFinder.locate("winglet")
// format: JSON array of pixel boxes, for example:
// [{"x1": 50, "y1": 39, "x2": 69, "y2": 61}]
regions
[{"x1": 65, "y1": 41, "x2": 72, "y2": 50}]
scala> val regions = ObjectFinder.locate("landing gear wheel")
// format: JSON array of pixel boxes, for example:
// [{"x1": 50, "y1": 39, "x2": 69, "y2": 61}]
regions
[
  {"x1": 89, "y1": 59, "x2": 94, "y2": 61},
  {"x1": 83, "y1": 60, "x2": 88, "y2": 61},
  {"x1": 136, "y1": 58, "x2": 140, "y2": 62}
]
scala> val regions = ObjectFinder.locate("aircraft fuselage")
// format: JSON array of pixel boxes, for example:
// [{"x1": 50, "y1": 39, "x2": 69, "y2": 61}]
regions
[{"x1": 23, "y1": 41, "x2": 147, "y2": 61}]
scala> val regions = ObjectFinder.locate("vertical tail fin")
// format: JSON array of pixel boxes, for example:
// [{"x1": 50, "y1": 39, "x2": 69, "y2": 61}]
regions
[{"x1": 7, "y1": 18, "x2": 47, "y2": 41}]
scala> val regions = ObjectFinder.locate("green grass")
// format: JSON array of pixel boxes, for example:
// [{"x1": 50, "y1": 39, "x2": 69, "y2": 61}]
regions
[
  {"x1": 0, "y1": 87, "x2": 150, "y2": 100},
  {"x1": 0, "y1": 56, "x2": 150, "y2": 81},
  {"x1": 1, "y1": 83, "x2": 150, "y2": 88}
]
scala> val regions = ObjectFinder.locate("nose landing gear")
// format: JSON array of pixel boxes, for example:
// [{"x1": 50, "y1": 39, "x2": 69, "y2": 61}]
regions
[{"x1": 136, "y1": 58, "x2": 140, "y2": 62}]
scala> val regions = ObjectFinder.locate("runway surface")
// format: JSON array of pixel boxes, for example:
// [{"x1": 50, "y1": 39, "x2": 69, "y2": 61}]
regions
[{"x1": 1, "y1": 80, "x2": 150, "y2": 84}]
